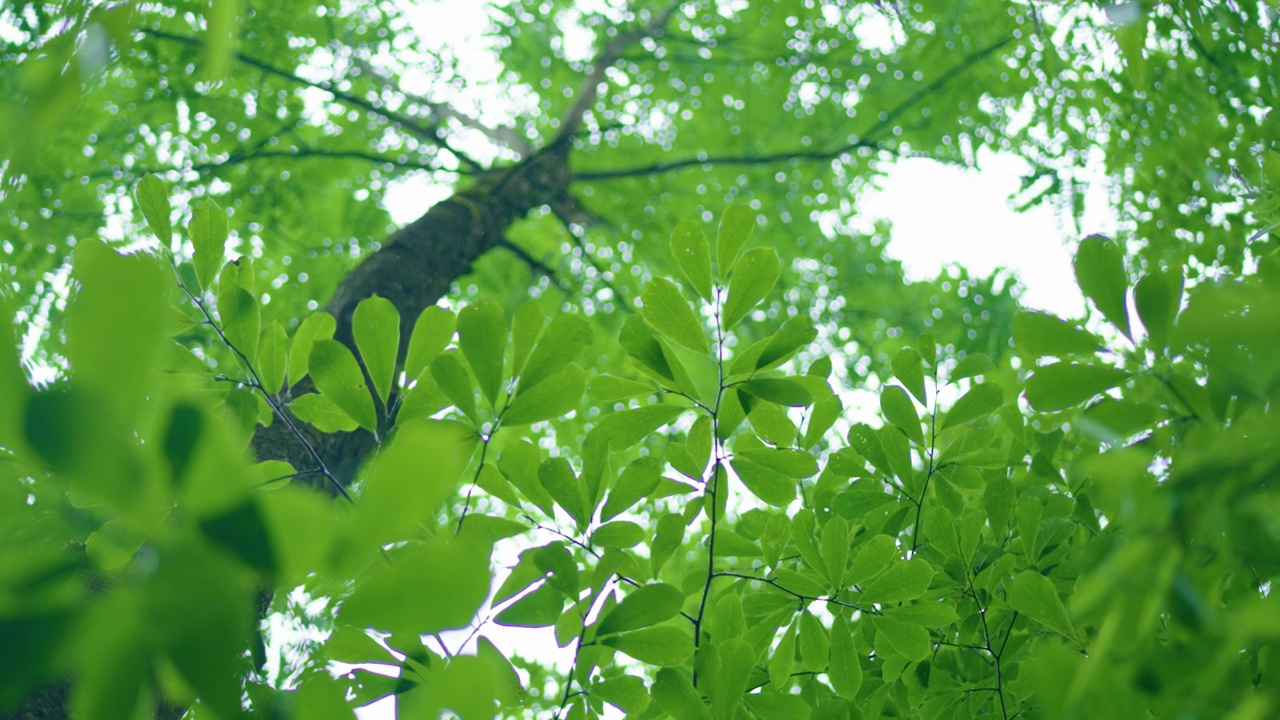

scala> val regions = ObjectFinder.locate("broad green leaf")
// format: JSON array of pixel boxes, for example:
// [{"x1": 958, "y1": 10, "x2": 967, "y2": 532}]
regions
[
  {"x1": 339, "y1": 539, "x2": 490, "y2": 636},
  {"x1": 350, "y1": 419, "x2": 476, "y2": 548},
  {"x1": 596, "y1": 404, "x2": 686, "y2": 450},
  {"x1": 738, "y1": 378, "x2": 812, "y2": 406},
  {"x1": 651, "y1": 667, "x2": 711, "y2": 720},
  {"x1": 878, "y1": 425, "x2": 912, "y2": 481},
  {"x1": 510, "y1": 299, "x2": 546, "y2": 378},
  {"x1": 495, "y1": 582, "x2": 563, "y2": 628},
  {"x1": 768, "y1": 619, "x2": 797, "y2": 689},
  {"x1": 619, "y1": 315, "x2": 673, "y2": 381},
  {"x1": 592, "y1": 675, "x2": 650, "y2": 715},
  {"x1": 730, "y1": 456, "x2": 796, "y2": 506},
  {"x1": 941, "y1": 382, "x2": 1003, "y2": 430},
  {"x1": 883, "y1": 602, "x2": 960, "y2": 628},
  {"x1": 710, "y1": 639, "x2": 754, "y2": 720},
  {"x1": 189, "y1": 198, "x2": 228, "y2": 292},
  {"x1": 352, "y1": 295, "x2": 400, "y2": 407},
  {"x1": 756, "y1": 315, "x2": 817, "y2": 370},
  {"x1": 743, "y1": 692, "x2": 811, "y2": 720},
  {"x1": 288, "y1": 311, "x2": 336, "y2": 388},
  {"x1": 135, "y1": 173, "x2": 172, "y2": 243},
  {"x1": 1025, "y1": 362, "x2": 1130, "y2": 412},
  {"x1": 308, "y1": 339, "x2": 377, "y2": 432},
  {"x1": 861, "y1": 558, "x2": 934, "y2": 604},
  {"x1": 592, "y1": 520, "x2": 645, "y2": 548},
  {"x1": 846, "y1": 534, "x2": 899, "y2": 587},
  {"x1": 722, "y1": 247, "x2": 780, "y2": 329},
  {"x1": 519, "y1": 313, "x2": 592, "y2": 392},
  {"x1": 820, "y1": 516, "x2": 850, "y2": 589},
  {"x1": 430, "y1": 352, "x2": 478, "y2": 422},
  {"x1": 602, "y1": 456, "x2": 663, "y2": 521},
  {"x1": 950, "y1": 353, "x2": 995, "y2": 382},
  {"x1": 502, "y1": 365, "x2": 586, "y2": 426},
  {"x1": 289, "y1": 393, "x2": 359, "y2": 433},
  {"x1": 1134, "y1": 268, "x2": 1182, "y2": 351},
  {"x1": 457, "y1": 300, "x2": 506, "y2": 406},
  {"x1": 746, "y1": 398, "x2": 797, "y2": 446},
  {"x1": 539, "y1": 457, "x2": 588, "y2": 530},
  {"x1": 880, "y1": 385, "x2": 923, "y2": 445},
  {"x1": 828, "y1": 616, "x2": 863, "y2": 699},
  {"x1": 498, "y1": 440, "x2": 556, "y2": 517},
  {"x1": 734, "y1": 447, "x2": 817, "y2": 478},
  {"x1": 601, "y1": 626, "x2": 694, "y2": 666},
  {"x1": 803, "y1": 394, "x2": 842, "y2": 450},
  {"x1": 323, "y1": 625, "x2": 390, "y2": 664},
  {"x1": 650, "y1": 512, "x2": 686, "y2": 576},
  {"x1": 641, "y1": 277, "x2": 709, "y2": 353},
  {"x1": 1077, "y1": 397, "x2": 1161, "y2": 443},
  {"x1": 798, "y1": 610, "x2": 828, "y2": 672},
  {"x1": 588, "y1": 374, "x2": 656, "y2": 402},
  {"x1": 1012, "y1": 310, "x2": 1102, "y2": 357},
  {"x1": 395, "y1": 370, "x2": 448, "y2": 424},
  {"x1": 716, "y1": 205, "x2": 756, "y2": 278},
  {"x1": 891, "y1": 347, "x2": 927, "y2": 405},
  {"x1": 1074, "y1": 234, "x2": 1131, "y2": 338},
  {"x1": 1008, "y1": 570, "x2": 1075, "y2": 640},
  {"x1": 257, "y1": 321, "x2": 287, "y2": 395},
  {"x1": 473, "y1": 462, "x2": 522, "y2": 507},
  {"x1": 873, "y1": 616, "x2": 931, "y2": 662},
  {"x1": 597, "y1": 583, "x2": 684, "y2": 636},
  {"x1": 404, "y1": 306, "x2": 456, "y2": 382},
  {"x1": 670, "y1": 220, "x2": 713, "y2": 301},
  {"x1": 217, "y1": 284, "x2": 260, "y2": 364},
  {"x1": 984, "y1": 474, "x2": 1016, "y2": 537}
]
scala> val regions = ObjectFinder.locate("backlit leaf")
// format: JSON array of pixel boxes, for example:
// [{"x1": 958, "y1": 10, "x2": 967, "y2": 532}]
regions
[
  {"x1": 352, "y1": 295, "x2": 400, "y2": 407},
  {"x1": 641, "y1": 277, "x2": 709, "y2": 353},
  {"x1": 1074, "y1": 234, "x2": 1131, "y2": 338},
  {"x1": 670, "y1": 220, "x2": 713, "y2": 301},
  {"x1": 189, "y1": 198, "x2": 228, "y2": 292},
  {"x1": 722, "y1": 247, "x2": 780, "y2": 329},
  {"x1": 404, "y1": 306, "x2": 455, "y2": 383},
  {"x1": 309, "y1": 339, "x2": 377, "y2": 432},
  {"x1": 1025, "y1": 362, "x2": 1129, "y2": 412},
  {"x1": 503, "y1": 365, "x2": 586, "y2": 426},
  {"x1": 597, "y1": 583, "x2": 684, "y2": 636},
  {"x1": 601, "y1": 627, "x2": 694, "y2": 666},
  {"x1": 457, "y1": 300, "x2": 506, "y2": 406}
]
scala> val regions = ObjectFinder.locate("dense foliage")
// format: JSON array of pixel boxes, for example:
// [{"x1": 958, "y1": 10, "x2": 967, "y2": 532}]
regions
[{"x1": 2, "y1": 1, "x2": 1278, "y2": 720}]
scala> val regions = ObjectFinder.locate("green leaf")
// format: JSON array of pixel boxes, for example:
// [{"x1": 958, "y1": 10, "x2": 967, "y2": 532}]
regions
[
  {"x1": 495, "y1": 582, "x2": 564, "y2": 628},
  {"x1": 457, "y1": 300, "x2": 506, "y2": 406},
  {"x1": 510, "y1": 299, "x2": 546, "y2": 379},
  {"x1": 722, "y1": 247, "x2": 781, "y2": 329},
  {"x1": 891, "y1": 347, "x2": 927, "y2": 405},
  {"x1": 339, "y1": 539, "x2": 490, "y2": 636},
  {"x1": 650, "y1": 512, "x2": 686, "y2": 576},
  {"x1": 941, "y1": 382, "x2": 1003, "y2": 430},
  {"x1": 883, "y1": 602, "x2": 960, "y2": 628},
  {"x1": 738, "y1": 378, "x2": 812, "y2": 407},
  {"x1": 880, "y1": 385, "x2": 923, "y2": 445},
  {"x1": 519, "y1": 313, "x2": 592, "y2": 392},
  {"x1": 1012, "y1": 310, "x2": 1102, "y2": 357},
  {"x1": 593, "y1": 520, "x2": 645, "y2": 548},
  {"x1": 135, "y1": 173, "x2": 172, "y2": 243},
  {"x1": 189, "y1": 198, "x2": 228, "y2": 292},
  {"x1": 756, "y1": 315, "x2": 817, "y2": 370},
  {"x1": 828, "y1": 615, "x2": 863, "y2": 699},
  {"x1": 404, "y1": 306, "x2": 456, "y2": 383},
  {"x1": 350, "y1": 419, "x2": 476, "y2": 548},
  {"x1": 257, "y1": 321, "x2": 287, "y2": 395},
  {"x1": 597, "y1": 583, "x2": 684, "y2": 636},
  {"x1": 768, "y1": 619, "x2": 797, "y2": 689},
  {"x1": 734, "y1": 447, "x2": 817, "y2": 478},
  {"x1": 803, "y1": 394, "x2": 842, "y2": 450},
  {"x1": 1008, "y1": 570, "x2": 1075, "y2": 640},
  {"x1": 308, "y1": 339, "x2": 377, "y2": 432},
  {"x1": 820, "y1": 516, "x2": 850, "y2": 589},
  {"x1": 1134, "y1": 268, "x2": 1182, "y2": 351},
  {"x1": 716, "y1": 205, "x2": 756, "y2": 279},
  {"x1": 601, "y1": 627, "x2": 694, "y2": 665},
  {"x1": 498, "y1": 440, "x2": 556, "y2": 517},
  {"x1": 288, "y1": 311, "x2": 336, "y2": 388},
  {"x1": 1074, "y1": 234, "x2": 1131, "y2": 338},
  {"x1": 861, "y1": 558, "x2": 934, "y2": 604},
  {"x1": 846, "y1": 534, "x2": 899, "y2": 587},
  {"x1": 949, "y1": 353, "x2": 994, "y2": 383},
  {"x1": 602, "y1": 456, "x2": 663, "y2": 521},
  {"x1": 743, "y1": 692, "x2": 811, "y2": 720},
  {"x1": 746, "y1": 399, "x2": 797, "y2": 446},
  {"x1": 588, "y1": 374, "x2": 655, "y2": 402},
  {"x1": 670, "y1": 220, "x2": 713, "y2": 301},
  {"x1": 710, "y1": 639, "x2": 754, "y2": 719},
  {"x1": 641, "y1": 277, "x2": 709, "y2": 353},
  {"x1": 540, "y1": 457, "x2": 588, "y2": 530},
  {"x1": 596, "y1": 404, "x2": 686, "y2": 450},
  {"x1": 619, "y1": 314, "x2": 673, "y2": 381},
  {"x1": 289, "y1": 393, "x2": 359, "y2": 433},
  {"x1": 592, "y1": 675, "x2": 650, "y2": 715},
  {"x1": 652, "y1": 667, "x2": 711, "y2": 720},
  {"x1": 798, "y1": 610, "x2": 829, "y2": 672},
  {"x1": 1025, "y1": 362, "x2": 1130, "y2": 412},
  {"x1": 502, "y1": 365, "x2": 586, "y2": 426},
  {"x1": 430, "y1": 352, "x2": 478, "y2": 422},
  {"x1": 873, "y1": 616, "x2": 931, "y2": 662},
  {"x1": 352, "y1": 295, "x2": 400, "y2": 407},
  {"x1": 217, "y1": 284, "x2": 260, "y2": 363},
  {"x1": 730, "y1": 456, "x2": 796, "y2": 506}
]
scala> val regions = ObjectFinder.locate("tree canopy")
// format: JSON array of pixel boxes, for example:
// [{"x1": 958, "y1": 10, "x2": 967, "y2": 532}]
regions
[{"x1": 1, "y1": 1, "x2": 1278, "y2": 719}]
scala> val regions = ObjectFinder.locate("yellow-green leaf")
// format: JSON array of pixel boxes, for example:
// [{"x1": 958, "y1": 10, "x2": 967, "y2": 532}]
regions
[
  {"x1": 641, "y1": 277, "x2": 708, "y2": 353},
  {"x1": 309, "y1": 339, "x2": 377, "y2": 432},
  {"x1": 352, "y1": 295, "x2": 400, "y2": 407},
  {"x1": 722, "y1": 247, "x2": 780, "y2": 329},
  {"x1": 457, "y1": 300, "x2": 506, "y2": 406}
]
